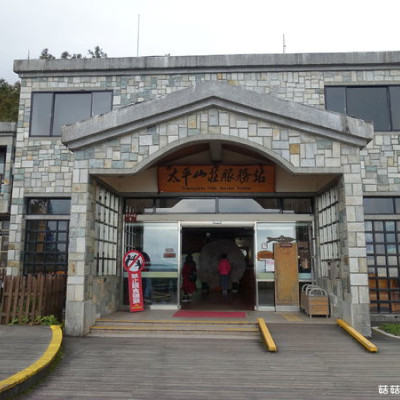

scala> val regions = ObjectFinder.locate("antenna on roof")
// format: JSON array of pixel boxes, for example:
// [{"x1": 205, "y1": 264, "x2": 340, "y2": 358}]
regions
[
  {"x1": 283, "y1": 34, "x2": 286, "y2": 54},
  {"x1": 136, "y1": 14, "x2": 140, "y2": 57}
]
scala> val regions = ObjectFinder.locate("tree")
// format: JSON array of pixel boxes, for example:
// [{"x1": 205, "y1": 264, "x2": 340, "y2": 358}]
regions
[
  {"x1": 39, "y1": 48, "x2": 55, "y2": 60},
  {"x1": 39, "y1": 46, "x2": 107, "y2": 60},
  {"x1": 87, "y1": 46, "x2": 107, "y2": 58},
  {"x1": 61, "y1": 51, "x2": 83, "y2": 59},
  {"x1": 0, "y1": 79, "x2": 20, "y2": 122}
]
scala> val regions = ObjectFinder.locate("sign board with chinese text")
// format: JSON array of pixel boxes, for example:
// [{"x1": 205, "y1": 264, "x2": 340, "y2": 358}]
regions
[
  {"x1": 123, "y1": 250, "x2": 145, "y2": 312},
  {"x1": 158, "y1": 165, "x2": 275, "y2": 193}
]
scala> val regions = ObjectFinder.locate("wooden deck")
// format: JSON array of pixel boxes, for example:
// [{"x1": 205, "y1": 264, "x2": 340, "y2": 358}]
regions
[{"x1": 23, "y1": 324, "x2": 400, "y2": 400}]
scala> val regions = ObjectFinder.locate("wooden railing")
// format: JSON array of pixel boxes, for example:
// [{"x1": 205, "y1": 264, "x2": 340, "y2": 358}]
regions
[{"x1": 0, "y1": 274, "x2": 67, "y2": 325}]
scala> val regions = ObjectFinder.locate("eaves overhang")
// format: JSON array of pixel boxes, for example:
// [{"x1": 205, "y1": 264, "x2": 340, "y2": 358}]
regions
[{"x1": 62, "y1": 81, "x2": 374, "y2": 151}]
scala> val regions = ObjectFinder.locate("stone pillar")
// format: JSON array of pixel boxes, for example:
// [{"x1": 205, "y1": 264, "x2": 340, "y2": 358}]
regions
[
  {"x1": 338, "y1": 171, "x2": 371, "y2": 337},
  {"x1": 65, "y1": 163, "x2": 96, "y2": 336}
]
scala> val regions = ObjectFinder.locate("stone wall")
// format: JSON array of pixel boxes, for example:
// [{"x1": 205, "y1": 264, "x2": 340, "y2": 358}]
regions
[{"x1": 9, "y1": 54, "x2": 400, "y2": 335}]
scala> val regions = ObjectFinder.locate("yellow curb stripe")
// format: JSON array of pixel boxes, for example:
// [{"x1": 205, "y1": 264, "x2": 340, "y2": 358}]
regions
[
  {"x1": 336, "y1": 319, "x2": 378, "y2": 353},
  {"x1": 0, "y1": 325, "x2": 63, "y2": 393},
  {"x1": 96, "y1": 319, "x2": 256, "y2": 325},
  {"x1": 257, "y1": 318, "x2": 277, "y2": 352},
  {"x1": 91, "y1": 325, "x2": 258, "y2": 332}
]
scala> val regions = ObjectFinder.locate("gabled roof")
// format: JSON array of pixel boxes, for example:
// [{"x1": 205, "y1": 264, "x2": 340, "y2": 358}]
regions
[{"x1": 62, "y1": 81, "x2": 373, "y2": 151}]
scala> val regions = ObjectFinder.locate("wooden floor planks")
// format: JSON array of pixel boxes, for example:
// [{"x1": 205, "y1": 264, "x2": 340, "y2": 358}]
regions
[{"x1": 23, "y1": 324, "x2": 400, "y2": 400}]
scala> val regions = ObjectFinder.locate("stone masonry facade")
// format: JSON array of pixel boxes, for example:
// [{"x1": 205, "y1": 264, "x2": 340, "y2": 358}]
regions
[{"x1": 10, "y1": 53, "x2": 400, "y2": 335}]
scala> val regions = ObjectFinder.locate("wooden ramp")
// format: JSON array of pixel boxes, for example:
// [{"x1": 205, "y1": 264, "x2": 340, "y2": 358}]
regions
[{"x1": 23, "y1": 324, "x2": 400, "y2": 400}]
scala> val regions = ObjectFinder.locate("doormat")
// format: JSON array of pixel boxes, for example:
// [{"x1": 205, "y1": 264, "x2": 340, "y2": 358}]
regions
[{"x1": 172, "y1": 310, "x2": 246, "y2": 318}]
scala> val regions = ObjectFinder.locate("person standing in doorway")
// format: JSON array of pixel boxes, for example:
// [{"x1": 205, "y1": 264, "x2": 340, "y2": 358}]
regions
[
  {"x1": 218, "y1": 253, "x2": 231, "y2": 296},
  {"x1": 181, "y1": 254, "x2": 197, "y2": 302}
]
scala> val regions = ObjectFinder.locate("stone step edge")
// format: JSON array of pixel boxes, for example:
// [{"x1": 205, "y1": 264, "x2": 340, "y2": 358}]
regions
[
  {"x1": 95, "y1": 319, "x2": 257, "y2": 326},
  {"x1": 91, "y1": 325, "x2": 259, "y2": 333}
]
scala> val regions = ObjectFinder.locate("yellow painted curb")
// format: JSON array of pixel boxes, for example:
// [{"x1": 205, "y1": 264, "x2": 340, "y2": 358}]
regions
[
  {"x1": 257, "y1": 318, "x2": 277, "y2": 352},
  {"x1": 336, "y1": 319, "x2": 378, "y2": 353},
  {"x1": 0, "y1": 325, "x2": 63, "y2": 394}
]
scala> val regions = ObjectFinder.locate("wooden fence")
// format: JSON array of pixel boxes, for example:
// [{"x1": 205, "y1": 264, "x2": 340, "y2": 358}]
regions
[{"x1": 0, "y1": 274, "x2": 67, "y2": 325}]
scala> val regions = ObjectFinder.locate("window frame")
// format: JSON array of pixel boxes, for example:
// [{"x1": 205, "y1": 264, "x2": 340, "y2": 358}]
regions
[
  {"x1": 325, "y1": 85, "x2": 400, "y2": 132},
  {"x1": 30, "y1": 90, "x2": 113, "y2": 137},
  {"x1": 24, "y1": 197, "x2": 71, "y2": 275}
]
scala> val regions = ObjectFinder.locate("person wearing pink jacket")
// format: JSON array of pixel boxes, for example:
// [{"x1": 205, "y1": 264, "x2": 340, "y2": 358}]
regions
[{"x1": 218, "y1": 253, "x2": 231, "y2": 296}]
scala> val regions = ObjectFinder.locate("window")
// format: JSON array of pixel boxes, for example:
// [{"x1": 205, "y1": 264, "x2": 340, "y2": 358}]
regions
[
  {"x1": 95, "y1": 185, "x2": 120, "y2": 276},
  {"x1": 27, "y1": 198, "x2": 71, "y2": 215},
  {"x1": 325, "y1": 86, "x2": 400, "y2": 131},
  {"x1": 366, "y1": 220, "x2": 400, "y2": 313},
  {"x1": 125, "y1": 197, "x2": 313, "y2": 215},
  {"x1": 364, "y1": 197, "x2": 400, "y2": 215},
  {"x1": 30, "y1": 91, "x2": 112, "y2": 137},
  {"x1": 24, "y1": 198, "x2": 71, "y2": 275},
  {"x1": 0, "y1": 147, "x2": 6, "y2": 192},
  {"x1": 0, "y1": 220, "x2": 9, "y2": 271},
  {"x1": 316, "y1": 187, "x2": 340, "y2": 278}
]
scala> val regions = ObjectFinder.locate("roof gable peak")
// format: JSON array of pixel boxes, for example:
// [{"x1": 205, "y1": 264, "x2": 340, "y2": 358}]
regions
[{"x1": 62, "y1": 81, "x2": 373, "y2": 150}]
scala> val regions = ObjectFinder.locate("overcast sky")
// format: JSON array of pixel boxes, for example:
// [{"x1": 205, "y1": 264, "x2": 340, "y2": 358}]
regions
[{"x1": 2, "y1": 0, "x2": 400, "y2": 83}]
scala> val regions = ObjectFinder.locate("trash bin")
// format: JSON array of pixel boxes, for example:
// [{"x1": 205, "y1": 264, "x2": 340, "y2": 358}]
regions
[{"x1": 305, "y1": 286, "x2": 329, "y2": 317}]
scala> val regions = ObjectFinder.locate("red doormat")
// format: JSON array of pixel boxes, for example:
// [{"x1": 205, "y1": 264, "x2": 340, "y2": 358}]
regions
[{"x1": 173, "y1": 310, "x2": 246, "y2": 318}]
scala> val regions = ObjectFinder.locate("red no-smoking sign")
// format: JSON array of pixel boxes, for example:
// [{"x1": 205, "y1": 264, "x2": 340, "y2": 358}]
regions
[
  {"x1": 123, "y1": 250, "x2": 145, "y2": 312},
  {"x1": 123, "y1": 250, "x2": 145, "y2": 273}
]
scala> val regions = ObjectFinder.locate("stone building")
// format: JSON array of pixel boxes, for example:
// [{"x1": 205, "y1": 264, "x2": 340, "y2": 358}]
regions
[{"x1": 6, "y1": 51, "x2": 400, "y2": 336}]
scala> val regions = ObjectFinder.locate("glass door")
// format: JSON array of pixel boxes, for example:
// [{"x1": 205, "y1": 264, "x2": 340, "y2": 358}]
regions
[
  {"x1": 124, "y1": 222, "x2": 181, "y2": 309},
  {"x1": 255, "y1": 222, "x2": 312, "y2": 311}
]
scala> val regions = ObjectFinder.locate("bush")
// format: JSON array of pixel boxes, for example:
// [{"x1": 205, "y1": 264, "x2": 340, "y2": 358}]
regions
[{"x1": 379, "y1": 323, "x2": 400, "y2": 336}]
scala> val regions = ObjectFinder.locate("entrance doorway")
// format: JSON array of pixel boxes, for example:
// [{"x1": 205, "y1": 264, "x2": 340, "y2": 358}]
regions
[{"x1": 181, "y1": 227, "x2": 254, "y2": 310}]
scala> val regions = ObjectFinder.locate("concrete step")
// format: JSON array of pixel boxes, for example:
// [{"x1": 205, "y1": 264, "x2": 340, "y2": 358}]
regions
[{"x1": 89, "y1": 318, "x2": 260, "y2": 338}]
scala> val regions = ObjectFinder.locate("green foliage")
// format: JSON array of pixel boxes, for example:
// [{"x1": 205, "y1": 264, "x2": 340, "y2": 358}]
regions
[
  {"x1": 87, "y1": 46, "x2": 107, "y2": 58},
  {"x1": 9, "y1": 316, "x2": 30, "y2": 325},
  {"x1": 39, "y1": 48, "x2": 55, "y2": 60},
  {"x1": 39, "y1": 46, "x2": 107, "y2": 60},
  {"x1": 35, "y1": 315, "x2": 60, "y2": 326},
  {"x1": 379, "y1": 323, "x2": 400, "y2": 336},
  {"x1": 8, "y1": 314, "x2": 60, "y2": 326},
  {"x1": 0, "y1": 79, "x2": 20, "y2": 122}
]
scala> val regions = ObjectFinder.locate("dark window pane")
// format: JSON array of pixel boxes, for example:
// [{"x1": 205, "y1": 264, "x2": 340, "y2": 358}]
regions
[
  {"x1": 125, "y1": 198, "x2": 154, "y2": 214},
  {"x1": 389, "y1": 87, "x2": 400, "y2": 130},
  {"x1": 92, "y1": 91, "x2": 112, "y2": 116},
  {"x1": 385, "y1": 221, "x2": 396, "y2": 232},
  {"x1": 48, "y1": 199, "x2": 71, "y2": 215},
  {"x1": 31, "y1": 93, "x2": 53, "y2": 136},
  {"x1": 0, "y1": 147, "x2": 6, "y2": 175},
  {"x1": 325, "y1": 87, "x2": 346, "y2": 114},
  {"x1": 395, "y1": 198, "x2": 400, "y2": 213},
  {"x1": 283, "y1": 198, "x2": 312, "y2": 214},
  {"x1": 28, "y1": 198, "x2": 70, "y2": 215},
  {"x1": 365, "y1": 220, "x2": 373, "y2": 231},
  {"x1": 364, "y1": 197, "x2": 394, "y2": 214},
  {"x1": 24, "y1": 219, "x2": 69, "y2": 274},
  {"x1": 58, "y1": 221, "x2": 68, "y2": 231},
  {"x1": 53, "y1": 93, "x2": 91, "y2": 136},
  {"x1": 347, "y1": 87, "x2": 390, "y2": 131},
  {"x1": 255, "y1": 198, "x2": 280, "y2": 210}
]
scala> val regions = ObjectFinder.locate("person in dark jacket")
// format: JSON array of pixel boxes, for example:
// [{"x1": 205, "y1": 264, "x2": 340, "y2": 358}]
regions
[{"x1": 181, "y1": 254, "x2": 197, "y2": 302}]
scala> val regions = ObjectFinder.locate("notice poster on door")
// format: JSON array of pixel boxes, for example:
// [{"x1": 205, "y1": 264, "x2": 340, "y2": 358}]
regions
[
  {"x1": 123, "y1": 250, "x2": 145, "y2": 312},
  {"x1": 265, "y1": 259, "x2": 275, "y2": 272}
]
